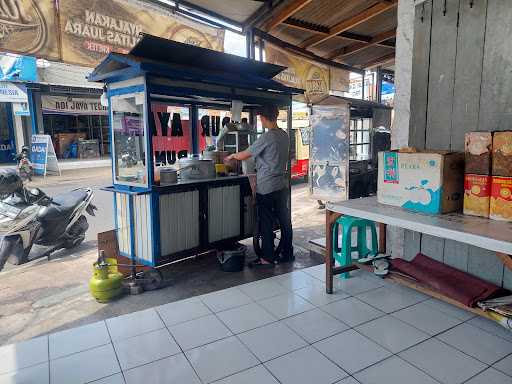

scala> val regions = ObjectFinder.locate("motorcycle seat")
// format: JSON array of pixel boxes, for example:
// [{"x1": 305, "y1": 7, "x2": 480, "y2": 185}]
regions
[{"x1": 38, "y1": 190, "x2": 88, "y2": 220}]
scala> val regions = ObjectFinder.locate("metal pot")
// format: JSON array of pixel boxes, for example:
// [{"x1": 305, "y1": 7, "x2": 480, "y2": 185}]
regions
[
  {"x1": 202, "y1": 150, "x2": 229, "y2": 165},
  {"x1": 160, "y1": 167, "x2": 178, "y2": 185},
  {"x1": 178, "y1": 157, "x2": 216, "y2": 180}
]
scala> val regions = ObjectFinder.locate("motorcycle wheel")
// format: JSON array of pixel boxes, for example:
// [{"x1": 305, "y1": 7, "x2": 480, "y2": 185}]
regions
[
  {"x1": 63, "y1": 216, "x2": 89, "y2": 249},
  {"x1": 7, "y1": 236, "x2": 30, "y2": 265},
  {"x1": 0, "y1": 236, "x2": 24, "y2": 271}
]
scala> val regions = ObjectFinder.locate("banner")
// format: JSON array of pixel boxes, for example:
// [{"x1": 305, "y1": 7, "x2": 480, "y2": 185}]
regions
[
  {"x1": 59, "y1": 0, "x2": 225, "y2": 67},
  {"x1": 0, "y1": 82, "x2": 28, "y2": 103},
  {"x1": 41, "y1": 95, "x2": 108, "y2": 115},
  {"x1": 265, "y1": 43, "x2": 329, "y2": 103},
  {"x1": 0, "y1": 0, "x2": 59, "y2": 59},
  {"x1": 0, "y1": 53, "x2": 37, "y2": 81},
  {"x1": 31, "y1": 134, "x2": 60, "y2": 176}
]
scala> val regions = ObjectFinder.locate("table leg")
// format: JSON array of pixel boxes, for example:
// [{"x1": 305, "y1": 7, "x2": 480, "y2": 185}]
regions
[
  {"x1": 378, "y1": 223, "x2": 387, "y2": 254},
  {"x1": 325, "y1": 209, "x2": 341, "y2": 294},
  {"x1": 496, "y1": 252, "x2": 512, "y2": 271}
]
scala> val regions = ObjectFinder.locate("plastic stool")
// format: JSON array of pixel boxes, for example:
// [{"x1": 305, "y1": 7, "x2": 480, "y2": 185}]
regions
[{"x1": 332, "y1": 216, "x2": 378, "y2": 279}]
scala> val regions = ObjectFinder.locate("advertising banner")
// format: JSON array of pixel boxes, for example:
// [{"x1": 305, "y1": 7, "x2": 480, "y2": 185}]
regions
[
  {"x1": 0, "y1": 0, "x2": 59, "y2": 59},
  {"x1": 0, "y1": 53, "x2": 37, "y2": 81},
  {"x1": 0, "y1": 82, "x2": 28, "y2": 103},
  {"x1": 59, "y1": 0, "x2": 225, "y2": 67},
  {"x1": 31, "y1": 134, "x2": 60, "y2": 176},
  {"x1": 41, "y1": 95, "x2": 108, "y2": 115}
]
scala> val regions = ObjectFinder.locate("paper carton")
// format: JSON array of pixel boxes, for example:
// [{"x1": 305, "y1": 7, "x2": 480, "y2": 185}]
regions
[
  {"x1": 378, "y1": 151, "x2": 464, "y2": 214},
  {"x1": 489, "y1": 176, "x2": 512, "y2": 222},
  {"x1": 492, "y1": 131, "x2": 512, "y2": 176},
  {"x1": 463, "y1": 174, "x2": 491, "y2": 218},
  {"x1": 465, "y1": 132, "x2": 492, "y2": 175}
]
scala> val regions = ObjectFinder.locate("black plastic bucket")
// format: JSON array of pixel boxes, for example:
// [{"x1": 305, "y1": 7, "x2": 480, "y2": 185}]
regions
[{"x1": 217, "y1": 244, "x2": 246, "y2": 272}]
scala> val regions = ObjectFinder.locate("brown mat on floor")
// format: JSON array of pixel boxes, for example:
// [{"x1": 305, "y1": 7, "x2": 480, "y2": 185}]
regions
[{"x1": 390, "y1": 253, "x2": 509, "y2": 307}]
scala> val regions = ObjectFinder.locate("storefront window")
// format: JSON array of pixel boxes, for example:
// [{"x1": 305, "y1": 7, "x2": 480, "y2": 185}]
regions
[{"x1": 111, "y1": 93, "x2": 147, "y2": 185}]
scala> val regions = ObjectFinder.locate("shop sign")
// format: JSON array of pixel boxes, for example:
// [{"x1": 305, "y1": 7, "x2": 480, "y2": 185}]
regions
[
  {"x1": 0, "y1": 82, "x2": 28, "y2": 103},
  {"x1": 13, "y1": 102, "x2": 30, "y2": 116},
  {"x1": 31, "y1": 134, "x2": 60, "y2": 176},
  {"x1": 0, "y1": 0, "x2": 59, "y2": 59},
  {"x1": 0, "y1": 53, "x2": 37, "y2": 82},
  {"x1": 59, "y1": 0, "x2": 225, "y2": 67},
  {"x1": 41, "y1": 95, "x2": 108, "y2": 115}
]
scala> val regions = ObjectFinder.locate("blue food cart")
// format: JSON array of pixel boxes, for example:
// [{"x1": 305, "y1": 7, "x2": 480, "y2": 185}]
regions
[{"x1": 89, "y1": 34, "x2": 299, "y2": 268}]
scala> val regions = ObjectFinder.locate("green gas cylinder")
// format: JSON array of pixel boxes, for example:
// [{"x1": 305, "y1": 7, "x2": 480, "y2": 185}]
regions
[{"x1": 89, "y1": 251, "x2": 124, "y2": 303}]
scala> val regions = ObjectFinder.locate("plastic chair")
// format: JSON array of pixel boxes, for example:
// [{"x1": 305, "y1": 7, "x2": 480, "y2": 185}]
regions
[{"x1": 332, "y1": 215, "x2": 378, "y2": 279}]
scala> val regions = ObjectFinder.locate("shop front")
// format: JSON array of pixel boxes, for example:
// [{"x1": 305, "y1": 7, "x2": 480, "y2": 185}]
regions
[{"x1": 40, "y1": 92, "x2": 109, "y2": 160}]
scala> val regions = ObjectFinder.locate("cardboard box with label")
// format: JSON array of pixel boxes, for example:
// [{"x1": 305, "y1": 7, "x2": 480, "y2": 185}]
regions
[
  {"x1": 490, "y1": 176, "x2": 512, "y2": 222},
  {"x1": 377, "y1": 150, "x2": 464, "y2": 214},
  {"x1": 463, "y1": 174, "x2": 491, "y2": 218}
]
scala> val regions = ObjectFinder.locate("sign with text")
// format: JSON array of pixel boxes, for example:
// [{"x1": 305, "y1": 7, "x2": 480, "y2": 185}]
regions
[
  {"x1": 0, "y1": 82, "x2": 28, "y2": 103},
  {"x1": 31, "y1": 134, "x2": 60, "y2": 176},
  {"x1": 59, "y1": 0, "x2": 225, "y2": 67},
  {"x1": 41, "y1": 95, "x2": 108, "y2": 115}
]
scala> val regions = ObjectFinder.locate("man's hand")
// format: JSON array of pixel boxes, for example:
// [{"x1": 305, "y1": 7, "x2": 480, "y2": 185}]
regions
[{"x1": 224, "y1": 150, "x2": 252, "y2": 162}]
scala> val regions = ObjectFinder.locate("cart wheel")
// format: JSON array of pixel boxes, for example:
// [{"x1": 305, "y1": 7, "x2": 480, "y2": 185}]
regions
[{"x1": 141, "y1": 269, "x2": 164, "y2": 291}]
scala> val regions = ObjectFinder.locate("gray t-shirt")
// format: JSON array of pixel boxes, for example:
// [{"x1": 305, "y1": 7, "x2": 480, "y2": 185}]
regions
[{"x1": 248, "y1": 128, "x2": 289, "y2": 195}]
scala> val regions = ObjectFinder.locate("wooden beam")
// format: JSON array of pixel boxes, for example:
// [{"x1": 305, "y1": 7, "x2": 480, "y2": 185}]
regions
[
  {"x1": 265, "y1": 0, "x2": 313, "y2": 31},
  {"x1": 299, "y1": 0, "x2": 398, "y2": 49},
  {"x1": 253, "y1": 28, "x2": 365, "y2": 74},
  {"x1": 361, "y1": 52, "x2": 395, "y2": 69},
  {"x1": 328, "y1": 28, "x2": 396, "y2": 60}
]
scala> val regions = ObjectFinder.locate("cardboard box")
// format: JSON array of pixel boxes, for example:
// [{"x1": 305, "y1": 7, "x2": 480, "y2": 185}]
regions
[
  {"x1": 463, "y1": 174, "x2": 491, "y2": 218},
  {"x1": 465, "y1": 132, "x2": 492, "y2": 175},
  {"x1": 378, "y1": 150, "x2": 464, "y2": 214},
  {"x1": 489, "y1": 176, "x2": 512, "y2": 221},
  {"x1": 492, "y1": 131, "x2": 512, "y2": 176}
]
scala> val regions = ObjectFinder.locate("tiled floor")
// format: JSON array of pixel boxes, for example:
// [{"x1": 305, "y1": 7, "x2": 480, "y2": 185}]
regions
[{"x1": 1, "y1": 265, "x2": 512, "y2": 384}]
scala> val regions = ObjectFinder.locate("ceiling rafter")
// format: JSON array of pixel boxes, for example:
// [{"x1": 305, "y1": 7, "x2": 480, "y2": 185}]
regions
[
  {"x1": 264, "y1": 0, "x2": 313, "y2": 31},
  {"x1": 328, "y1": 28, "x2": 396, "y2": 60},
  {"x1": 299, "y1": 0, "x2": 398, "y2": 49},
  {"x1": 361, "y1": 52, "x2": 395, "y2": 69}
]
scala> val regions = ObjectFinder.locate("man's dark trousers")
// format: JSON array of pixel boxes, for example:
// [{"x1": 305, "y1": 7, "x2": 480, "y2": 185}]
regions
[{"x1": 256, "y1": 188, "x2": 293, "y2": 263}]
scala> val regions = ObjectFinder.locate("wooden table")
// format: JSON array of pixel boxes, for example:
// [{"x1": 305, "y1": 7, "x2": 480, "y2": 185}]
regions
[{"x1": 325, "y1": 197, "x2": 512, "y2": 318}]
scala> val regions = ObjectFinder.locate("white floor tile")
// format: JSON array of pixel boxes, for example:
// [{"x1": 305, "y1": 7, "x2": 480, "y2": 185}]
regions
[
  {"x1": 186, "y1": 336, "x2": 259, "y2": 383},
  {"x1": 356, "y1": 316, "x2": 429, "y2": 353},
  {"x1": 399, "y1": 338, "x2": 487, "y2": 384},
  {"x1": 216, "y1": 303, "x2": 277, "y2": 334},
  {"x1": 265, "y1": 346, "x2": 348, "y2": 384},
  {"x1": 257, "y1": 292, "x2": 315, "y2": 319},
  {"x1": 0, "y1": 362, "x2": 49, "y2": 384},
  {"x1": 113, "y1": 328, "x2": 180, "y2": 370},
  {"x1": 356, "y1": 285, "x2": 427, "y2": 314},
  {"x1": 422, "y1": 298, "x2": 475, "y2": 321},
  {"x1": 335, "y1": 378, "x2": 361, "y2": 384},
  {"x1": 201, "y1": 288, "x2": 252, "y2": 313},
  {"x1": 392, "y1": 302, "x2": 462, "y2": 335},
  {"x1": 0, "y1": 335, "x2": 48, "y2": 375},
  {"x1": 302, "y1": 264, "x2": 326, "y2": 282},
  {"x1": 467, "y1": 316, "x2": 512, "y2": 343},
  {"x1": 106, "y1": 309, "x2": 164, "y2": 341},
  {"x1": 314, "y1": 329, "x2": 392, "y2": 374},
  {"x1": 90, "y1": 373, "x2": 126, "y2": 384},
  {"x1": 213, "y1": 365, "x2": 278, "y2": 384},
  {"x1": 124, "y1": 354, "x2": 200, "y2": 384},
  {"x1": 283, "y1": 309, "x2": 349, "y2": 343},
  {"x1": 49, "y1": 321, "x2": 110, "y2": 360},
  {"x1": 321, "y1": 297, "x2": 384, "y2": 327},
  {"x1": 50, "y1": 344, "x2": 120, "y2": 384},
  {"x1": 169, "y1": 314, "x2": 232, "y2": 350},
  {"x1": 331, "y1": 274, "x2": 385, "y2": 296},
  {"x1": 465, "y1": 368, "x2": 512, "y2": 384},
  {"x1": 354, "y1": 356, "x2": 439, "y2": 384},
  {"x1": 239, "y1": 279, "x2": 289, "y2": 301},
  {"x1": 295, "y1": 283, "x2": 350, "y2": 307},
  {"x1": 493, "y1": 354, "x2": 512, "y2": 376},
  {"x1": 437, "y1": 323, "x2": 512, "y2": 365},
  {"x1": 272, "y1": 271, "x2": 319, "y2": 291},
  {"x1": 238, "y1": 322, "x2": 307, "y2": 362},
  {"x1": 156, "y1": 298, "x2": 212, "y2": 327}
]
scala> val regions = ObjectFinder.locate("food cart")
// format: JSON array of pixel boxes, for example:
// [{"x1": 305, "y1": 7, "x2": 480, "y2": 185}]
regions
[{"x1": 89, "y1": 34, "x2": 299, "y2": 268}]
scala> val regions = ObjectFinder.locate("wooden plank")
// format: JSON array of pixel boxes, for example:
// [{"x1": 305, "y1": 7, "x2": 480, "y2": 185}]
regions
[
  {"x1": 265, "y1": 0, "x2": 313, "y2": 31},
  {"x1": 425, "y1": 0, "x2": 459, "y2": 150},
  {"x1": 328, "y1": 28, "x2": 397, "y2": 60},
  {"x1": 325, "y1": 209, "x2": 341, "y2": 294},
  {"x1": 409, "y1": 0, "x2": 432, "y2": 149},
  {"x1": 299, "y1": 0, "x2": 398, "y2": 49},
  {"x1": 478, "y1": 0, "x2": 512, "y2": 132},
  {"x1": 363, "y1": 52, "x2": 396, "y2": 69},
  {"x1": 450, "y1": 0, "x2": 488, "y2": 150}
]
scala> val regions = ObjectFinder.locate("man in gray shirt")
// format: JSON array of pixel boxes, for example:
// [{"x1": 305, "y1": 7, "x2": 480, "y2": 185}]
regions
[{"x1": 225, "y1": 104, "x2": 293, "y2": 266}]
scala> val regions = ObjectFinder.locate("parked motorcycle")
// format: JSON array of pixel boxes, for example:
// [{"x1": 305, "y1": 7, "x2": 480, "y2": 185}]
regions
[
  {"x1": 14, "y1": 145, "x2": 33, "y2": 182},
  {"x1": 0, "y1": 169, "x2": 97, "y2": 272}
]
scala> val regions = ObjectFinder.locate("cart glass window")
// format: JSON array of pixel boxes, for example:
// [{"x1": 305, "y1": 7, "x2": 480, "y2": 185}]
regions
[
  {"x1": 111, "y1": 93, "x2": 147, "y2": 185},
  {"x1": 350, "y1": 117, "x2": 371, "y2": 161}
]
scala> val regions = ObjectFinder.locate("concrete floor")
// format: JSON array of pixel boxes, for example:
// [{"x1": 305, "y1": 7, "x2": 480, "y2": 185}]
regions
[{"x1": 0, "y1": 177, "x2": 326, "y2": 346}]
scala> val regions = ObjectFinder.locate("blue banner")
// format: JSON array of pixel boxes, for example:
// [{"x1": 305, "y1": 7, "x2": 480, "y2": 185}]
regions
[
  {"x1": 31, "y1": 135, "x2": 48, "y2": 176},
  {"x1": 0, "y1": 54, "x2": 37, "y2": 82}
]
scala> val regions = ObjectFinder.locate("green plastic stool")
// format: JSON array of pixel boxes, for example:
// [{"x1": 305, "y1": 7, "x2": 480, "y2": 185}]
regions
[{"x1": 332, "y1": 215, "x2": 378, "y2": 279}]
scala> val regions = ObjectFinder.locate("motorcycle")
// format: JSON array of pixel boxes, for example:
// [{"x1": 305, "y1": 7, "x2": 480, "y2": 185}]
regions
[
  {"x1": 0, "y1": 169, "x2": 97, "y2": 272},
  {"x1": 14, "y1": 145, "x2": 33, "y2": 182}
]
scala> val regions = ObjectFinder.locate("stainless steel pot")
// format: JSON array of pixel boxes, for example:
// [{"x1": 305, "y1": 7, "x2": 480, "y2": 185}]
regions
[
  {"x1": 160, "y1": 167, "x2": 178, "y2": 185},
  {"x1": 178, "y1": 157, "x2": 216, "y2": 180},
  {"x1": 202, "y1": 150, "x2": 229, "y2": 165}
]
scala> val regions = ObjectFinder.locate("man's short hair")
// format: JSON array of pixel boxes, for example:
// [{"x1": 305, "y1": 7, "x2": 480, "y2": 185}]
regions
[{"x1": 256, "y1": 104, "x2": 279, "y2": 122}]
